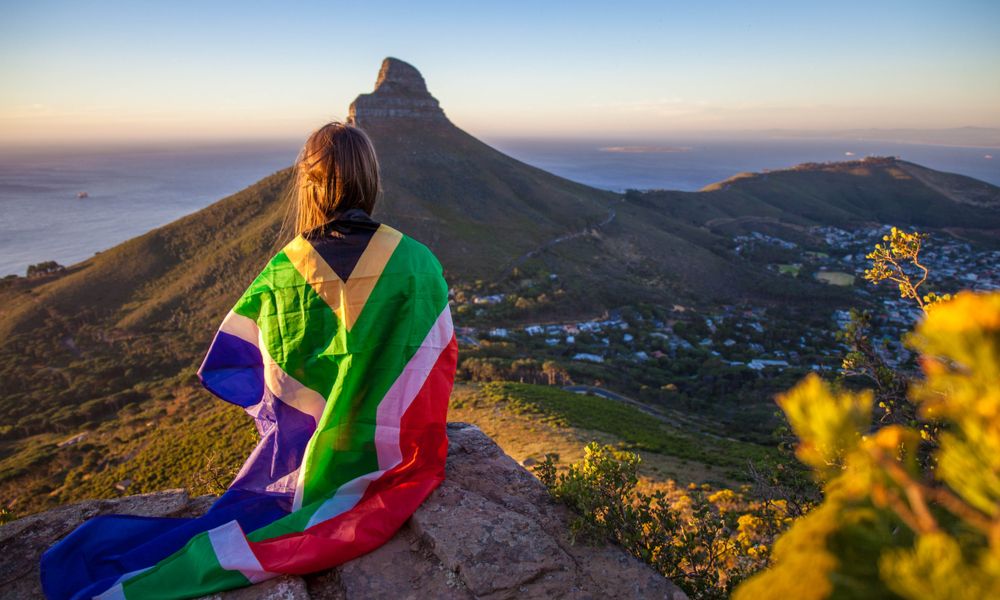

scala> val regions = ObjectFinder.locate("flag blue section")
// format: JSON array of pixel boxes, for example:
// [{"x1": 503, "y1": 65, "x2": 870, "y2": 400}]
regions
[
  {"x1": 41, "y1": 490, "x2": 291, "y2": 600},
  {"x1": 198, "y1": 330, "x2": 264, "y2": 409}
]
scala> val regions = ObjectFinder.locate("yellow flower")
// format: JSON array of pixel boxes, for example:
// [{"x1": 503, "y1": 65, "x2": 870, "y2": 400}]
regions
[
  {"x1": 777, "y1": 374, "x2": 872, "y2": 471},
  {"x1": 919, "y1": 292, "x2": 1000, "y2": 332},
  {"x1": 709, "y1": 489, "x2": 737, "y2": 504}
]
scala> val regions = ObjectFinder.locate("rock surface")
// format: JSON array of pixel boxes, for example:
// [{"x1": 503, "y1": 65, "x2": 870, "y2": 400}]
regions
[
  {"x1": 348, "y1": 57, "x2": 448, "y2": 125},
  {"x1": 0, "y1": 423, "x2": 687, "y2": 600}
]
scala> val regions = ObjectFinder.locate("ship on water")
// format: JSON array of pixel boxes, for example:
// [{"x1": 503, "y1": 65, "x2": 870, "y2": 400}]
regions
[{"x1": 78, "y1": 192, "x2": 88, "y2": 198}]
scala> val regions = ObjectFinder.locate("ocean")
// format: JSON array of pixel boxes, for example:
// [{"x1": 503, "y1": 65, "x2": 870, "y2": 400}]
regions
[
  {"x1": 486, "y1": 137, "x2": 1000, "y2": 194},
  {"x1": 0, "y1": 142, "x2": 300, "y2": 278},
  {"x1": 0, "y1": 137, "x2": 997, "y2": 278}
]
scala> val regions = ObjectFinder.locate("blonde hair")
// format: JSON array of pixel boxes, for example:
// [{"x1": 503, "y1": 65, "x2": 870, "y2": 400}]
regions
[{"x1": 286, "y1": 122, "x2": 380, "y2": 238}]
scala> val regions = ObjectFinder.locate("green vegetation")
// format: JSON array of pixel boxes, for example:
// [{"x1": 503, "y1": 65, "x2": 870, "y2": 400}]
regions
[
  {"x1": 737, "y1": 293, "x2": 1000, "y2": 599},
  {"x1": 25, "y1": 261, "x2": 64, "y2": 277},
  {"x1": 527, "y1": 226, "x2": 993, "y2": 599},
  {"x1": 480, "y1": 382, "x2": 771, "y2": 472},
  {"x1": 0, "y1": 388, "x2": 257, "y2": 517},
  {"x1": 59, "y1": 403, "x2": 257, "y2": 502},
  {"x1": 731, "y1": 231, "x2": 998, "y2": 599},
  {"x1": 453, "y1": 300, "x2": 846, "y2": 445},
  {"x1": 814, "y1": 271, "x2": 853, "y2": 286}
]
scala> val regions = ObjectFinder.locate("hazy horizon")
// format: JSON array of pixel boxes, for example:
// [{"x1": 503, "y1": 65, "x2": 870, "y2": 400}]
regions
[
  {"x1": 2, "y1": 127, "x2": 1000, "y2": 155},
  {"x1": 2, "y1": 1, "x2": 998, "y2": 145}
]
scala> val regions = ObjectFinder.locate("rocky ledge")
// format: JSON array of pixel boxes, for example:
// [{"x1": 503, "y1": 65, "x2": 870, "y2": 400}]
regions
[
  {"x1": 348, "y1": 57, "x2": 448, "y2": 125},
  {"x1": 0, "y1": 423, "x2": 687, "y2": 600}
]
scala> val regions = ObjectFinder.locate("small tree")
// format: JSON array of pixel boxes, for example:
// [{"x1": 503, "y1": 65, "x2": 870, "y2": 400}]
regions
[
  {"x1": 26, "y1": 260, "x2": 64, "y2": 277},
  {"x1": 839, "y1": 228, "x2": 950, "y2": 433},
  {"x1": 542, "y1": 360, "x2": 569, "y2": 385}
]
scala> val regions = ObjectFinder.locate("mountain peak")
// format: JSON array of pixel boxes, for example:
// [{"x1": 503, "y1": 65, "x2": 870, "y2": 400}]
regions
[
  {"x1": 374, "y1": 57, "x2": 430, "y2": 95},
  {"x1": 349, "y1": 58, "x2": 447, "y2": 125}
]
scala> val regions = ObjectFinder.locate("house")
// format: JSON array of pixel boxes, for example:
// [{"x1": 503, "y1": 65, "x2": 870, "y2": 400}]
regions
[{"x1": 747, "y1": 359, "x2": 790, "y2": 370}]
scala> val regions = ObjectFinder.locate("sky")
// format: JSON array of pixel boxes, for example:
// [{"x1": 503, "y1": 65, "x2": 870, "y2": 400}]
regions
[{"x1": 1, "y1": 0, "x2": 998, "y2": 144}]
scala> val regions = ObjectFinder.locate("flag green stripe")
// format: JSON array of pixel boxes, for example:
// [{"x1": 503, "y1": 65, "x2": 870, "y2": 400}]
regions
[{"x1": 120, "y1": 533, "x2": 249, "y2": 599}]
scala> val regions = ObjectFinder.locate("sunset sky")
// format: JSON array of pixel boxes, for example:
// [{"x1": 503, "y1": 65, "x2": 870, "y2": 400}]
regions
[{"x1": 2, "y1": 0, "x2": 998, "y2": 144}]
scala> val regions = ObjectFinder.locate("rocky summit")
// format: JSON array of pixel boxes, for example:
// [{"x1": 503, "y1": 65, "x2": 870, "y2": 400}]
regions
[
  {"x1": 0, "y1": 423, "x2": 687, "y2": 600},
  {"x1": 349, "y1": 57, "x2": 448, "y2": 125}
]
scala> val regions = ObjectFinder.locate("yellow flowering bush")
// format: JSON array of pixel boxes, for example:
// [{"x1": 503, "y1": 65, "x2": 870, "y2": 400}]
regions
[
  {"x1": 536, "y1": 444, "x2": 777, "y2": 599},
  {"x1": 735, "y1": 291, "x2": 1000, "y2": 600}
]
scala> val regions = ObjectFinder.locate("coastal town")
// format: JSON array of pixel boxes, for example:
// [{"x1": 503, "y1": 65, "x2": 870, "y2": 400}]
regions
[
  {"x1": 446, "y1": 223, "x2": 997, "y2": 441},
  {"x1": 456, "y1": 224, "x2": 997, "y2": 366}
]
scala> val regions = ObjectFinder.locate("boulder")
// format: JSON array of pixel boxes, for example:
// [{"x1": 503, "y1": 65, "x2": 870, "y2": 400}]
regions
[{"x1": 0, "y1": 423, "x2": 687, "y2": 600}]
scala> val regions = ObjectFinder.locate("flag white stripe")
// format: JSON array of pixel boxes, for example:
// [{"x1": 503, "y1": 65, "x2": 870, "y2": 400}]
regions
[
  {"x1": 207, "y1": 521, "x2": 278, "y2": 584},
  {"x1": 219, "y1": 310, "x2": 260, "y2": 345}
]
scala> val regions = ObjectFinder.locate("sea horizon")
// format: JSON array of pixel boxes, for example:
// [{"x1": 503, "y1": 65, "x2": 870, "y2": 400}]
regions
[{"x1": 1, "y1": 136, "x2": 997, "y2": 278}]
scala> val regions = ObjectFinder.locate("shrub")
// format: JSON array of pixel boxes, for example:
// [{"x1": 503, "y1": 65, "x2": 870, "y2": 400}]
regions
[{"x1": 537, "y1": 444, "x2": 775, "y2": 600}]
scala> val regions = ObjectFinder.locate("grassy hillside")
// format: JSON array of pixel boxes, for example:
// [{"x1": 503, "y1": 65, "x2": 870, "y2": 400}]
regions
[{"x1": 691, "y1": 158, "x2": 1000, "y2": 236}]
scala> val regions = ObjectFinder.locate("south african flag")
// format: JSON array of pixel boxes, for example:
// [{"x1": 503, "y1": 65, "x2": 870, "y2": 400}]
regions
[{"x1": 42, "y1": 208, "x2": 457, "y2": 600}]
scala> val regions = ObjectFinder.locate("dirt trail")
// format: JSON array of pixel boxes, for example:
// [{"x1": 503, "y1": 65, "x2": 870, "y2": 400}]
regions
[{"x1": 495, "y1": 198, "x2": 623, "y2": 282}]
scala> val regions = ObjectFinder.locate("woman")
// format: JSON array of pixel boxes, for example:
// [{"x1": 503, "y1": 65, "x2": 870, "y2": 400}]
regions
[{"x1": 42, "y1": 123, "x2": 457, "y2": 600}]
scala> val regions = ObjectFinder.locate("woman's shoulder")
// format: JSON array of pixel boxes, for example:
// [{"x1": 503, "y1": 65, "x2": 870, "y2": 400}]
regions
[
  {"x1": 270, "y1": 221, "x2": 442, "y2": 278},
  {"x1": 381, "y1": 227, "x2": 444, "y2": 274}
]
